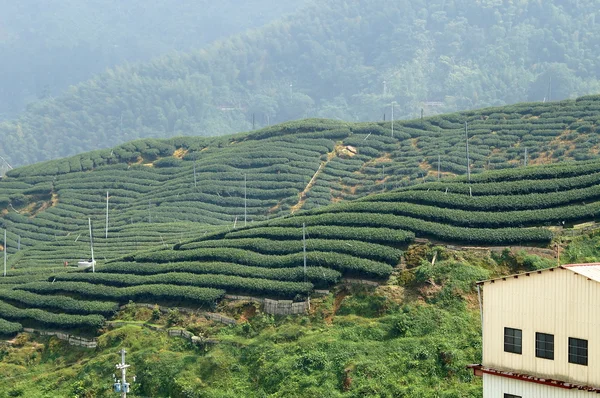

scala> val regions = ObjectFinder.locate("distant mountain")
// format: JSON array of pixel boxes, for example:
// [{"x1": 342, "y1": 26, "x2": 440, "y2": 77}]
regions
[
  {"x1": 0, "y1": 0, "x2": 306, "y2": 118},
  {"x1": 2, "y1": 0, "x2": 600, "y2": 166}
]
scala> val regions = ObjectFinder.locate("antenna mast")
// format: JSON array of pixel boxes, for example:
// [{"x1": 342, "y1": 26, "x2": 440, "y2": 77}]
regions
[
  {"x1": 115, "y1": 348, "x2": 131, "y2": 398},
  {"x1": 88, "y1": 218, "x2": 95, "y2": 273}
]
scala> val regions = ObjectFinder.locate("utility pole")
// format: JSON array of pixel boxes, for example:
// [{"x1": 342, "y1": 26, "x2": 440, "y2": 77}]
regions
[
  {"x1": 465, "y1": 121, "x2": 471, "y2": 182},
  {"x1": 302, "y1": 223, "x2": 307, "y2": 282},
  {"x1": 391, "y1": 101, "x2": 397, "y2": 138},
  {"x1": 437, "y1": 154, "x2": 441, "y2": 181},
  {"x1": 3, "y1": 230, "x2": 6, "y2": 277},
  {"x1": 88, "y1": 218, "x2": 95, "y2": 273},
  {"x1": 524, "y1": 148, "x2": 528, "y2": 167},
  {"x1": 115, "y1": 348, "x2": 131, "y2": 398},
  {"x1": 244, "y1": 174, "x2": 247, "y2": 227},
  {"x1": 105, "y1": 191, "x2": 109, "y2": 239}
]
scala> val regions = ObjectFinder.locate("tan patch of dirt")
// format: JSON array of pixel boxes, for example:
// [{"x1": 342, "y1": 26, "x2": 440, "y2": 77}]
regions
[
  {"x1": 335, "y1": 143, "x2": 357, "y2": 158},
  {"x1": 529, "y1": 151, "x2": 553, "y2": 165},
  {"x1": 239, "y1": 305, "x2": 257, "y2": 323},
  {"x1": 325, "y1": 290, "x2": 348, "y2": 324},
  {"x1": 419, "y1": 159, "x2": 431, "y2": 171},
  {"x1": 372, "y1": 154, "x2": 392, "y2": 163},
  {"x1": 173, "y1": 148, "x2": 189, "y2": 159},
  {"x1": 464, "y1": 292, "x2": 481, "y2": 311},
  {"x1": 426, "y1": 170, "x2": 456, "y2": 179},
  {"x1": 0, "y1": 209, "x2": 7, "y2": 216},
  {"x1": 142, "y1": 163, "x2": 154, "y2": 167},
  {"x1": 375, "y1": 285, "x2": 405, "y2": 305},
  {"x1": 268, "y1": 202, "x2": 281, "y2": 215},
  {"x1": 410, "y1": 138, "x2": 419, "y2": 148}
]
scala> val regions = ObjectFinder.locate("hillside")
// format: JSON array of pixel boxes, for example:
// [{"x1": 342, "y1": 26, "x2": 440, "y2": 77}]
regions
[
  {"x1": 2, "y1": 96, "x2": 600, "y2": 264},
  {"x1": 3, "y1": 0, "x2": 600, "y2": 167},
  {"x1": 2, "y1": 157, "x2": 600, "y2": 333},
  {"x1": 0, "y1": 0, "x2": 306, "y2": 119}
]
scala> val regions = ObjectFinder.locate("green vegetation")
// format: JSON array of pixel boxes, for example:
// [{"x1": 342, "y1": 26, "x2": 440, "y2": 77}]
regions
[
  {"x1": 0, "y1": 249, "x2": 495, "y2": 397},
  {"x1": 3, "y1": 0, "x2": 600, "y2": 166}
]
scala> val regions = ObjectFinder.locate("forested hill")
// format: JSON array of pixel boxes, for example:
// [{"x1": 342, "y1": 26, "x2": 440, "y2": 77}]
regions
[
  {"x1": 2, "y1": 0, "x2": 600, "y2": 167},
  {"x1": 0, "y1": 0, "x2": 306, "y2": 119}
]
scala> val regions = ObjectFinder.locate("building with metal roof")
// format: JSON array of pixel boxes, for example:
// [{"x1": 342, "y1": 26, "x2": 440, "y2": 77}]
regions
[{"x1": 469, "y1": 263, "x2": 600, "y2": 397}]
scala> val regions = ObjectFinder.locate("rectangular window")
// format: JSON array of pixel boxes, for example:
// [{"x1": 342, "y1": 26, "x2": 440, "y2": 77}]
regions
[
  {"x1": 504, "y1": 327, "x2": 522, "y2": 354},
  {"x1": 536, "y1": 332, "x2": 554, "y2": 360},
  {"x1": 569, "y1": 337, "x2": 588, "y2": 366},
  {"x1": 504, "y1": 394, "x2": 522, "y2": 398}
]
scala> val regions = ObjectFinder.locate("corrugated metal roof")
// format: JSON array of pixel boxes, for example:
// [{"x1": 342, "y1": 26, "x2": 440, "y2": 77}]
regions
[
  {"x1": 563, "y1": 263, "x2": 600, "y2": 283},
  {"x1": 477, "y1": 263, "x2": 600, "y2": 285}
]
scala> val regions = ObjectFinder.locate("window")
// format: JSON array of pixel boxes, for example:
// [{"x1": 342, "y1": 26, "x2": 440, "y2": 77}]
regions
[
  {"x1": 536, "y1": 332, "x2": 554, "y2": 360},
  {"x1": 504, "y1": 327, "x2": 522, "y2": 354},
  {"x1": 569, "y1": 337, "x2": 588, "y2": 366},
  {"x1": 504, "y1": 394, "x2": 522, "y2": 398}
]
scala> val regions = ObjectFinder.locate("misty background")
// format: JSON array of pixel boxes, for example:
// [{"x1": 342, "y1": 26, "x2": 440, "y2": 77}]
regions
[{"x1": 1, "y1": 0, "x2": 600, "y2": 168}]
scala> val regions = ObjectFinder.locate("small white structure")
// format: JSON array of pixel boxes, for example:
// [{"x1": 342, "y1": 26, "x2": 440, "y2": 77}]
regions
[
  {"x1": 77, "y1": 259, "x2": 96, "y2": 269},
  {"x1": 470, "y1": 263, "x2": 600, "y2": 396}
]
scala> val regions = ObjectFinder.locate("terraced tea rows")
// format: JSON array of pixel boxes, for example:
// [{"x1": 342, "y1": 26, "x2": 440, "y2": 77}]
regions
[{"x1": 0, "y1": 97, "x2": 600, "y2": 334}]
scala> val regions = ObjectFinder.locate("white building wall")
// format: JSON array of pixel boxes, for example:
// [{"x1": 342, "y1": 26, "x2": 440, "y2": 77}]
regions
[
  {"x1": 483, "y1": 373, "x2": 597, "y2": 398},
  {"x1": 482, "y1": 267, "x2": 600, "y2": 386}
]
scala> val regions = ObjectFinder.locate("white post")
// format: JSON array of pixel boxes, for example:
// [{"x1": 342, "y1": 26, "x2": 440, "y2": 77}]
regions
[
  {"x1": 88, "y1": 218, "x2": 95, "y2": 273},
  {"x1": 465, "y1": 121, "x2": 471, "y2": 182},
  {"x1": 193, "y1": 162, "x2": 197, "y2": 188},
  {"x1": 105, "y1": 191, "x2": 109, "y2": 239},
  {"x1": 244, "y1": 174, "x2": 247, "y2": 227},
  {"x1": 3, "y1": 230, "x2": 6, "y2": 277},
  {"x1": 302, "y1": 223, "x2": 307, "y2": 282},
  {"x1": 524, "y1": 148, "x2": 528, "y2": 167},
  {"x1": 116, "y1": 348, "x2": 130, "y2": 398}
]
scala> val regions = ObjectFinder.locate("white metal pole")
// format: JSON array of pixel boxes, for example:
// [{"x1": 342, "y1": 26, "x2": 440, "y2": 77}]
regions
[
  {"x1": 105, "y1": 191, "x2": 109, "y2": 239},
  {"x1": 3, "y1": 230, "x2": 6, "y2": 277},
  {"x1": 465, "y1": 121, "x2": 471, "y2": 182},
  {"x1": 303, "y1": 223, "x2": 307, "y2": 282},
  {"x1": 193, "y1": 162, "x2": 197, "y2": 188},
  {"x1": 244, "y1": 174, "x2": 247, "y2": 227},
  {"x1": 88, "y1": 218, "x2": 95, "y2": 273}
]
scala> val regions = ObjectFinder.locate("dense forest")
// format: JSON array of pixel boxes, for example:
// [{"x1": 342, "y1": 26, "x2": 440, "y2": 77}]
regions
[
  {"x1": 0, "y1": 0, "x2": 306, "y2": 119},
  {"x1": 2, "y1": 0, "x2": 600, "y2": 167}
]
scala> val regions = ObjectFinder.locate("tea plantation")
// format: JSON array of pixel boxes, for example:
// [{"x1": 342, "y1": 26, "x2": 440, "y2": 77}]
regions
[{"x1": 0, "y1": 96, "x2": 600, "y2": 334}]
